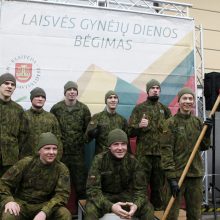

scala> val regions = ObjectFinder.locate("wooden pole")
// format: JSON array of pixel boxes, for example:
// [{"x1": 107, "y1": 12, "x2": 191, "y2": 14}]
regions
[{"x1": 161, "y1": 94, "x2": 220, "y2": 220}]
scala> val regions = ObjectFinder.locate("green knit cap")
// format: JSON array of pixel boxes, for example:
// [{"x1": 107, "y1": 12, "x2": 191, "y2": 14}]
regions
[
  {"x1": 64, "y1": 81, "x2": 78, "y2": 94},
  {"x1": 108, "y1": 128, "x2": 128, "y2": 146},
  {"x1": 177, "y1": 87, "x2": 195, "y2": 101},
  {"x1": 146, "y1": 79, "x2": 160, "y2": 93},
  {"x1": 105, "y1": 90, "x2": 118, "y2": 104},
  {"x1": 37, "y1": 132, "x2": 58, "y2": 151},
  {"x1": 30, "y1": 87, "x2": 46, "y2": 101},
  {"x1": 0, "y1": 73, "x2": 16, "y2": 86}
]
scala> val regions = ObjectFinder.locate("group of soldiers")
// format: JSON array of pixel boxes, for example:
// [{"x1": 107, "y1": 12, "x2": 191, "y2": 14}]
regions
[{"x1": 0, "y1": 72, "x2": 213, "y2": 220}]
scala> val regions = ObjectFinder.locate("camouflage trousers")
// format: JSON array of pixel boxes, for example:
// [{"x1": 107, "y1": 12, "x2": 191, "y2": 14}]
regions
[
  {"x1": 165, "y1": 177, "x2": 203, "y2": 220},
  {"x1": 137, "y1": 155, "x2": 165, "y2": 210},
  {"x1": 62, "y1": 153, "x2": 88, "y2": 199},
  {"x1": 0, "y1": 164, "x2": 11, "y2": 177},
  {"x1": 1, "y1": 199, "x2": 71, "y2": 220},
  {"x1": 84, "y1": 193, "x2": 154, "y2": 220}
]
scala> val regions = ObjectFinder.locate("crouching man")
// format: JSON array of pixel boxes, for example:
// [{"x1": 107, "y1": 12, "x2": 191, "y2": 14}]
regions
[
  {"x1": 85, "y1": 128, "x2": 154, "y2": 220},
  {"x1": 0, "y1": 132, "x2": 71, "y2": 220}
]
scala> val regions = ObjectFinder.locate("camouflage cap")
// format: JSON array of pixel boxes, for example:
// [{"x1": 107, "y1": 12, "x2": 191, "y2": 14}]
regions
[
  {"x1": 0, "y1": 73, "x2": 16, "y2": 86},
  {"x1": 146, "y1": 79, "x2": 160, "y2": 93},
  {"x1": 177, "y1": 87, "x2": 195, "y2": 101},
  {"x1": 108, "y1": 128, "x2": 128, "y2": 146},
  {"x1": 64, "y1": 81, "x2": 78, "y2": 94},
  {"x1": 30, "y1": 87, "x2": 46, "y2": 101},
  {"x1": 37, "y1": 132, "x2": 58, "y2": 151},
  {"x1": 105, "y1": 90, "x2": 118, "y2": 104}
]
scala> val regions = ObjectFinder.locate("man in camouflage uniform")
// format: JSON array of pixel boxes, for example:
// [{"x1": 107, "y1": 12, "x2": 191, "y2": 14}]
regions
[
  {"x1": 160, "y1": 87, "x2": 212, "y2": 220},
  {"x1": 50, "y1": 81, "x2": 91, "y2": 200},
  {"x1": 0, "y1": 73, "x2": 24, "y2": 177},
  {"x1": 86, "y1": 90, "x2": 128, "y2": 154},
  {"x1": 19, "y1": 87, "x2": 63, "y2": 159},
  {"x1": 0, "y1": 132, "x2": 71, "y2": 220},
  {"x1": 85, "y1": 128, "x2": 154, "y2": 220},
  {"x1": 128, "y1": 79, "x2": 171, "y2": 210}
]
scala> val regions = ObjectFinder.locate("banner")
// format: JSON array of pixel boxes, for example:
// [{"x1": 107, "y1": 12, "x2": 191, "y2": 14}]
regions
[{"x1": 0, "y1": 1, "x2": 195, "y2": 117}]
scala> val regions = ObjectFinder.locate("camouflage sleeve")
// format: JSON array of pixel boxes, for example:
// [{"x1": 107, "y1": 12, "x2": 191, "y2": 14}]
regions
[
  {"x1": 83, "y1": 105, "x2": 92, "y2": 133},
  {"x1": 160, "y1": 121, "x2": 176, "y2": 179},
  {"x1": 132, "y1": 163, "x2": 148, "y2": 208},
  {"x1": 85, "y1": 114, "x2": 99, "y2": 142},
  {"x1": 0, "y1": 158, "x2": 32, "y2": 206},
  {"x1": 86, "y1": 156, "x2": 113, "y2": 212},
  {"x1": 41, "y1": 164, "x2": 70, "y2": 217},
  {"x1": 165, "y1": 105, "x2": 172, "y2": 119},
  {"x1": 51, "y1": 115, "x2": 63, "y2": 159},
  {"x1": 18, "y1": 113, "x2": 29, "y2": 154},
  {"x1": 128, "y1": 107, "x2": 143, "y2": 138},
  {"x1": 198, "y1": 118, "x2": 211, "y2": 151}
]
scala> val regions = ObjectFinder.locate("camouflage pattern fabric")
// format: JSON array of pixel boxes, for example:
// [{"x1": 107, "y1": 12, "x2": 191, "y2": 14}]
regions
[
  {"x1": 128, "y1": 99, "x2": 171, "y2": 210},
  {"x1": 0, "y1": 99, "x2": 24, "y2": 168},
  {"x1": 50, "y1": 100, "x2": 91, "y2": 154},
  {"x1": 128, "y1": 99, "x2": 171, "y2": 156},
  {"x1": 1, "y1": 203, "x2": 71, "y2": 220},
  {"x1": 160, "y1": 110, "x2": 210, "y2": 179},
  {"x1": 50, "y1": 100, "x2": 91, "y2": 199},
  {"x1": 19, "y1": 108, "x2": 63, "y2": 159},
  {"x1": 0, "y1": 156, "x2": 71, "y2": 219},
  {"x1": 164, "y1": 177, "x2": 203, "y2": 220},
  {"x1": 86, "y1": 110, "x2": 128, "y2": 154},
  {"x1": 160, "y1": 110, "x2": 210, "y2": 220},
  {"x1": 85, "y1": 151, "x2": 154, "y2": 220}
]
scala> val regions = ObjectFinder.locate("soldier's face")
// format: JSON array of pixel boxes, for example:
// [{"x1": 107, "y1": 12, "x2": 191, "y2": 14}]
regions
[
  {"x1": 109, "y1": 141, "x2": 127, "y2": 159},
  {"x1": 0, "y1": 81, "x2": 16, "y2": 100},
  {"x1": 148, "y1": 85, "x2": 160, "y2": 97},
  {"x1": 179, "y1": 94, "x2": 194, "y2": 114},
  {"x1": 39, "y1": 144, "x2": 58, "y2": 164},
  {"x1": 106, "y1": 95, "x2": 118, "y2": 110},
  {"x1": 65, "y1": 88, "x2": 78, "y2": 102},
  {"x1": 32, "y1": 96, "x2": 46, "y2": 109}
]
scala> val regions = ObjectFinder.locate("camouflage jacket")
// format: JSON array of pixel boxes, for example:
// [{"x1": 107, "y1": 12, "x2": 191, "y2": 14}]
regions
[
  {"x1": 128, "y1": 99, "x2": 171, "y2": 156},
  {"x1": 86, "y1": 151, "x2": 147, "y2": 212},
  {"x1": 0, "y1": 99, "x2": 24, "y2": 166},
  {"x1": 86, "y1": 110, "x2": 128, "y2": 154},
  {"x1": 0, "y1": 156, "x2": 70, "y2": 217},
  {"x1": 50, "y1": 100, "x2": 91, "y2": 154},
  {"x1": 19, "y1": 108, "x2": 63, "y2": 159},
  {"x1": 160, "y1": 110, "x2": 210, "y2": 179}
]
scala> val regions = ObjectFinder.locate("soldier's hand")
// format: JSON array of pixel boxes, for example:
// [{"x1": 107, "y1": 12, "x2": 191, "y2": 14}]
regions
[
  {"x1": 139, "y1": 114, "x2": 149, "y2": 128},
  {"x1": 4, "y1": 201, "x2": 20, "y2": 216},
  {"x1": 112, "y1": 202, "x2": 130, "y2": 219},
  {"x1": 33, "y1": 211, "x2": 46, "y2": 220},
  {"x1": 126, "y1": 202, "x2": 137, "y2": 217},
  {"x1": 168, "y1": 179, "x2": 180, "y2": 198},
  {"x1": 204, "y1": 117, "x2": 213, "y2": 138}
]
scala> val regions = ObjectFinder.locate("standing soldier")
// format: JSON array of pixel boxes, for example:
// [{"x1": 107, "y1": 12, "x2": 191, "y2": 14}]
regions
[
  {"x1": 50, "y1": 81, "x2": 91, "y2": 201},
  {"x1": 128, "y1": 79, "x2": 171, "y2": 210},
  {"x1": 160, "y1": 87, "x2": 212, "y2": 220},
  {"x1": 85, "y1": 128, "x2": 154, "y2": 220},
  {"x1": 86, "y1": 90, "x2": 128, "y2": 154},
  {"x1": 0, "y1": 73, "x2": 24, "y2": 177},
  {"x1": 19, "y1": 87, "x2": 63, "y2": 159},
  {"x1": 0, "y1": 132, "x2": 71, "y2": 220}
]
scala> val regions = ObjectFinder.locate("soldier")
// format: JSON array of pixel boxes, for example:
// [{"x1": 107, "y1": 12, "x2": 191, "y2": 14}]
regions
[
  {"x1": 128, "y1": 79, "x2": 171, "y2": 210},
  {"x1": 19, "y1": 87, "x2": 63, "y2": 159},
  {"x1": 0, "y1": 73, "x2": 24, "y2": 177},
  {"x1": 86, "y1": 90, "x2": 128, "y2": 154},
  {"x1": 0, "y1": 132, "x2": 71, "y2": 220},
  {"x1": 85, "y1": 128, "x2": 154, "y2": 220},
  {"x1": 50, "y1": 81, "x2": 91, "y2": 200},
  {"x1": 160, "y1": 87, "x2": 212, "y2": 220}
]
